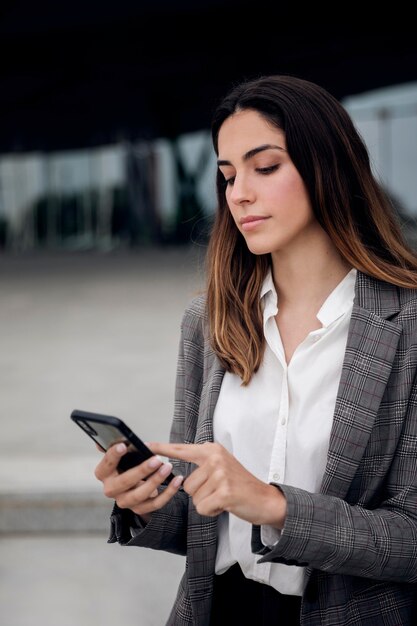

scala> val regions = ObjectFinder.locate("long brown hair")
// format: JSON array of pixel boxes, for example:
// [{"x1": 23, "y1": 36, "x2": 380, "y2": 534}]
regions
[{"x1": 207, "y1": 74, "x2": 417, "y2": 384}]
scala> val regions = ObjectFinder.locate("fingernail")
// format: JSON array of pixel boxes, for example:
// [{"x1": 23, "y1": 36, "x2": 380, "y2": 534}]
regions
[
  {"x1": 148, "y1": 456, "x2": 161, "y2": 469},
  {"x1": 116, "y1": 443, "x2": 126, "y2": 454},
  {"x1": 159, "y1": 462, "x2": 173, "y2": 477},
  {"x1": 172, "y1": 475, "x2": 183, "y2": 488}
]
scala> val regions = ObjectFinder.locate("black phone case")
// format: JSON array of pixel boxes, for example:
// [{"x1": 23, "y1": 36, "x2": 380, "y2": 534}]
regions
[{"x1": 70, "y1": 409, "x2": 176, "y2": 479}]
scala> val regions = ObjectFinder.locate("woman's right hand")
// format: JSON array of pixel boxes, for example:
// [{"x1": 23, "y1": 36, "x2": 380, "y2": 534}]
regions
[{"x1": 94, "y1": 443, "x2": 184, "y2": 522}]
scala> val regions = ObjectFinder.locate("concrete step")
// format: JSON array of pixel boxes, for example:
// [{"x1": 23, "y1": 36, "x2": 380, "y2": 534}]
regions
[{"x1": 0, "y1": 456, "x2": 112, "y2": 533}]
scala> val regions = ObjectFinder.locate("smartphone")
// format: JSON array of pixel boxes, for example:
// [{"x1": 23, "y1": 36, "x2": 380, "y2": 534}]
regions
[{"x1": 70, "y1": 408, "x2": 176, "y2": 480}]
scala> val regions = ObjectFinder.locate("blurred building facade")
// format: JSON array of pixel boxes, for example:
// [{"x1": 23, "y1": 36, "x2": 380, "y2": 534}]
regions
[
  {"x1": 344, "y1": 82, "x2": 417, "y2": 219},
  {"x1": 0, "y1": 132, "x2": 217, "y2": 251},
  {"x1": 0, "y1": 81, "x2": 416, "y2": 251}
]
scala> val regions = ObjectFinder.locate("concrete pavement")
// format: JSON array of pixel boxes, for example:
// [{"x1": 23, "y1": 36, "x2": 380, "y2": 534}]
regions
[{"x1": 0, "y1": 246, "x2": 204, "y2": 625}]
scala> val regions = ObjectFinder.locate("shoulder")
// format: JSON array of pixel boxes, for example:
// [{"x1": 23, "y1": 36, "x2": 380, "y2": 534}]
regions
[
  {"x1": 182, "y1": 292, "x2": 207, "y2": 320},
  {"x1": 355, "y1": 272, "x2": 417, "y2": 342},
  {"x1": 356, "y1": 271, "x2": 417, "y2": 314},
  {"x1": 397, "y1": 286, "x2": 417, "y2": 309},
  {"x1": 180, "y1": 292, "x2": 207, "y2": 343},
  {"x1": 396, "y1": 287, "x2": 417, "y2": 335}
]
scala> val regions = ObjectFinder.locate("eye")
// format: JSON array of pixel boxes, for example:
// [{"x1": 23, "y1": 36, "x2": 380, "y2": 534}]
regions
[
  {"x1": 256, "y1": 165, "x2": 279, "y2": 175},
  {"x1": 219, "y1": 175, "x2": 235, "y2": 188}
]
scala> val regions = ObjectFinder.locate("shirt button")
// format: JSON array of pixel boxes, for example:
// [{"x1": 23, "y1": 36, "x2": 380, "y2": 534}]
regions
[
  {"x1": 281, "y1": 417, "x2": 286, "y2": 426},
  {"x1": 273, "y1": 473, "x2": 280, "y2": 481}
]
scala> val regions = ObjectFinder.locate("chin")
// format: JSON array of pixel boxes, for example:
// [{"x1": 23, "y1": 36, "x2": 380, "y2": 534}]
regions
[
  {"x1": 245, "y1": 243, "x2": 274, "y2": 256},
  {"x1": 242, "y1": 235, "x2": 274, "y2": 256}
]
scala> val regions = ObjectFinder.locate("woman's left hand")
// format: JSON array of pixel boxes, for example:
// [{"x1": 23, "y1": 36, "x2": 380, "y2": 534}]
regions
[{"x1": 148, "y1": 442, "x2": 287, "y2": 528}]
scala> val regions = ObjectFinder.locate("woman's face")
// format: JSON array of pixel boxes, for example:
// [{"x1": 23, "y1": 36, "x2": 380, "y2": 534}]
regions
[{"x1": 217, "y1": 108, "x2": 320, "y2": 257}]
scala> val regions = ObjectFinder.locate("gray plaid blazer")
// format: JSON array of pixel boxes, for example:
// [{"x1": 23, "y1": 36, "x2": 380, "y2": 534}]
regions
[{"x1": 109, "y1": 271, "x2": 417, "y2": 625}]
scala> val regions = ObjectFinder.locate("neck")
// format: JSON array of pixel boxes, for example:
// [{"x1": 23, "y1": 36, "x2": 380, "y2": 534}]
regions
[{"x1": 271, "y1": 235, "x2": 352, "y2": 310}]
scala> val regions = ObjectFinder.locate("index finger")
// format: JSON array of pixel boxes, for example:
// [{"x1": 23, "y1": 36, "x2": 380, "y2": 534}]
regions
[
  {"x1": 148, "y1": 442, "x2": 210, "y2": 465},
  {"x1": 94, "y1": 442, "x2": 127, "y2": 481}
]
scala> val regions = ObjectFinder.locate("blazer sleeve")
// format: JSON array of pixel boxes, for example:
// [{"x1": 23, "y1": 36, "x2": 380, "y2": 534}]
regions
[
  {"x1": 107, "y1": 302, "x2": 202, "y2": 553},
  {"x1": 252, "y1": 367, "x2": 417, "y2": 583}
]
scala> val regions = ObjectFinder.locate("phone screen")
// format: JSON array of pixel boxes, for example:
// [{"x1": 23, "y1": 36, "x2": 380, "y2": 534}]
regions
[{"x1": 76, "y1": 419, "x2": 132, "y2": 452}]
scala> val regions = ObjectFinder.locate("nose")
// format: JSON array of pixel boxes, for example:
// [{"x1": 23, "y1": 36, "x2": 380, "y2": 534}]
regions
[{"x1": 228, "y1": 174, "x2": 255, "y2": 205}]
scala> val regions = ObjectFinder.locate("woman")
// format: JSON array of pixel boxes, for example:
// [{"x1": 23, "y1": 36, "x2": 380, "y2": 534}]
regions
[{"x1": 95, "y1": 75, "x2": 417, "y2": 625}]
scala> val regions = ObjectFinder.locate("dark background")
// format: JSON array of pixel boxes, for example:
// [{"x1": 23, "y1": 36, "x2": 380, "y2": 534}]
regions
[{"x1": 1, "y1": 0, "x2": 417, "y2": 153}]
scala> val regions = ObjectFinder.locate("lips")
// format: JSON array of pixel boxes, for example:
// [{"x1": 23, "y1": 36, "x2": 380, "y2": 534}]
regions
[{"x1": 240, "y1": 215, "x2": 270, "y2": 231}]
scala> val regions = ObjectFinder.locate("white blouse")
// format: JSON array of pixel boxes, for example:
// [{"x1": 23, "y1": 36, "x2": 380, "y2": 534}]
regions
[{"x1": 213, "y1": 268, "x2": 357, "y2": 595}]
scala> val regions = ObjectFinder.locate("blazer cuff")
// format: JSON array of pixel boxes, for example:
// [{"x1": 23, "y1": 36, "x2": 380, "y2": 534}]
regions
[
  {"x1": 252, "y1": 483, "x2": 313, "y2": 567},
  {"x1": 108, "y1": 502, "x2": 163, "y2": 547}
]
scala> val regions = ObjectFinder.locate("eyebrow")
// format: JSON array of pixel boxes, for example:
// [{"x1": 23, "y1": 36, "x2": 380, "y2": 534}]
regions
[{"x1": 217, "y1": 143, "x2": 286, "y2": 167}]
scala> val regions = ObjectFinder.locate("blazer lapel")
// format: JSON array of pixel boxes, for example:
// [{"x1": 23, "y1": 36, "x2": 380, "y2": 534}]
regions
[
  {"x1": 195, "y1": 341, "x2": 225, "y2": 444},
  {"x1": 187, "y1": 337, "x2": 225, "y2": 623},
  {"x1": 320, "y1": 273, "x2": 402, "y2": 499}
]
